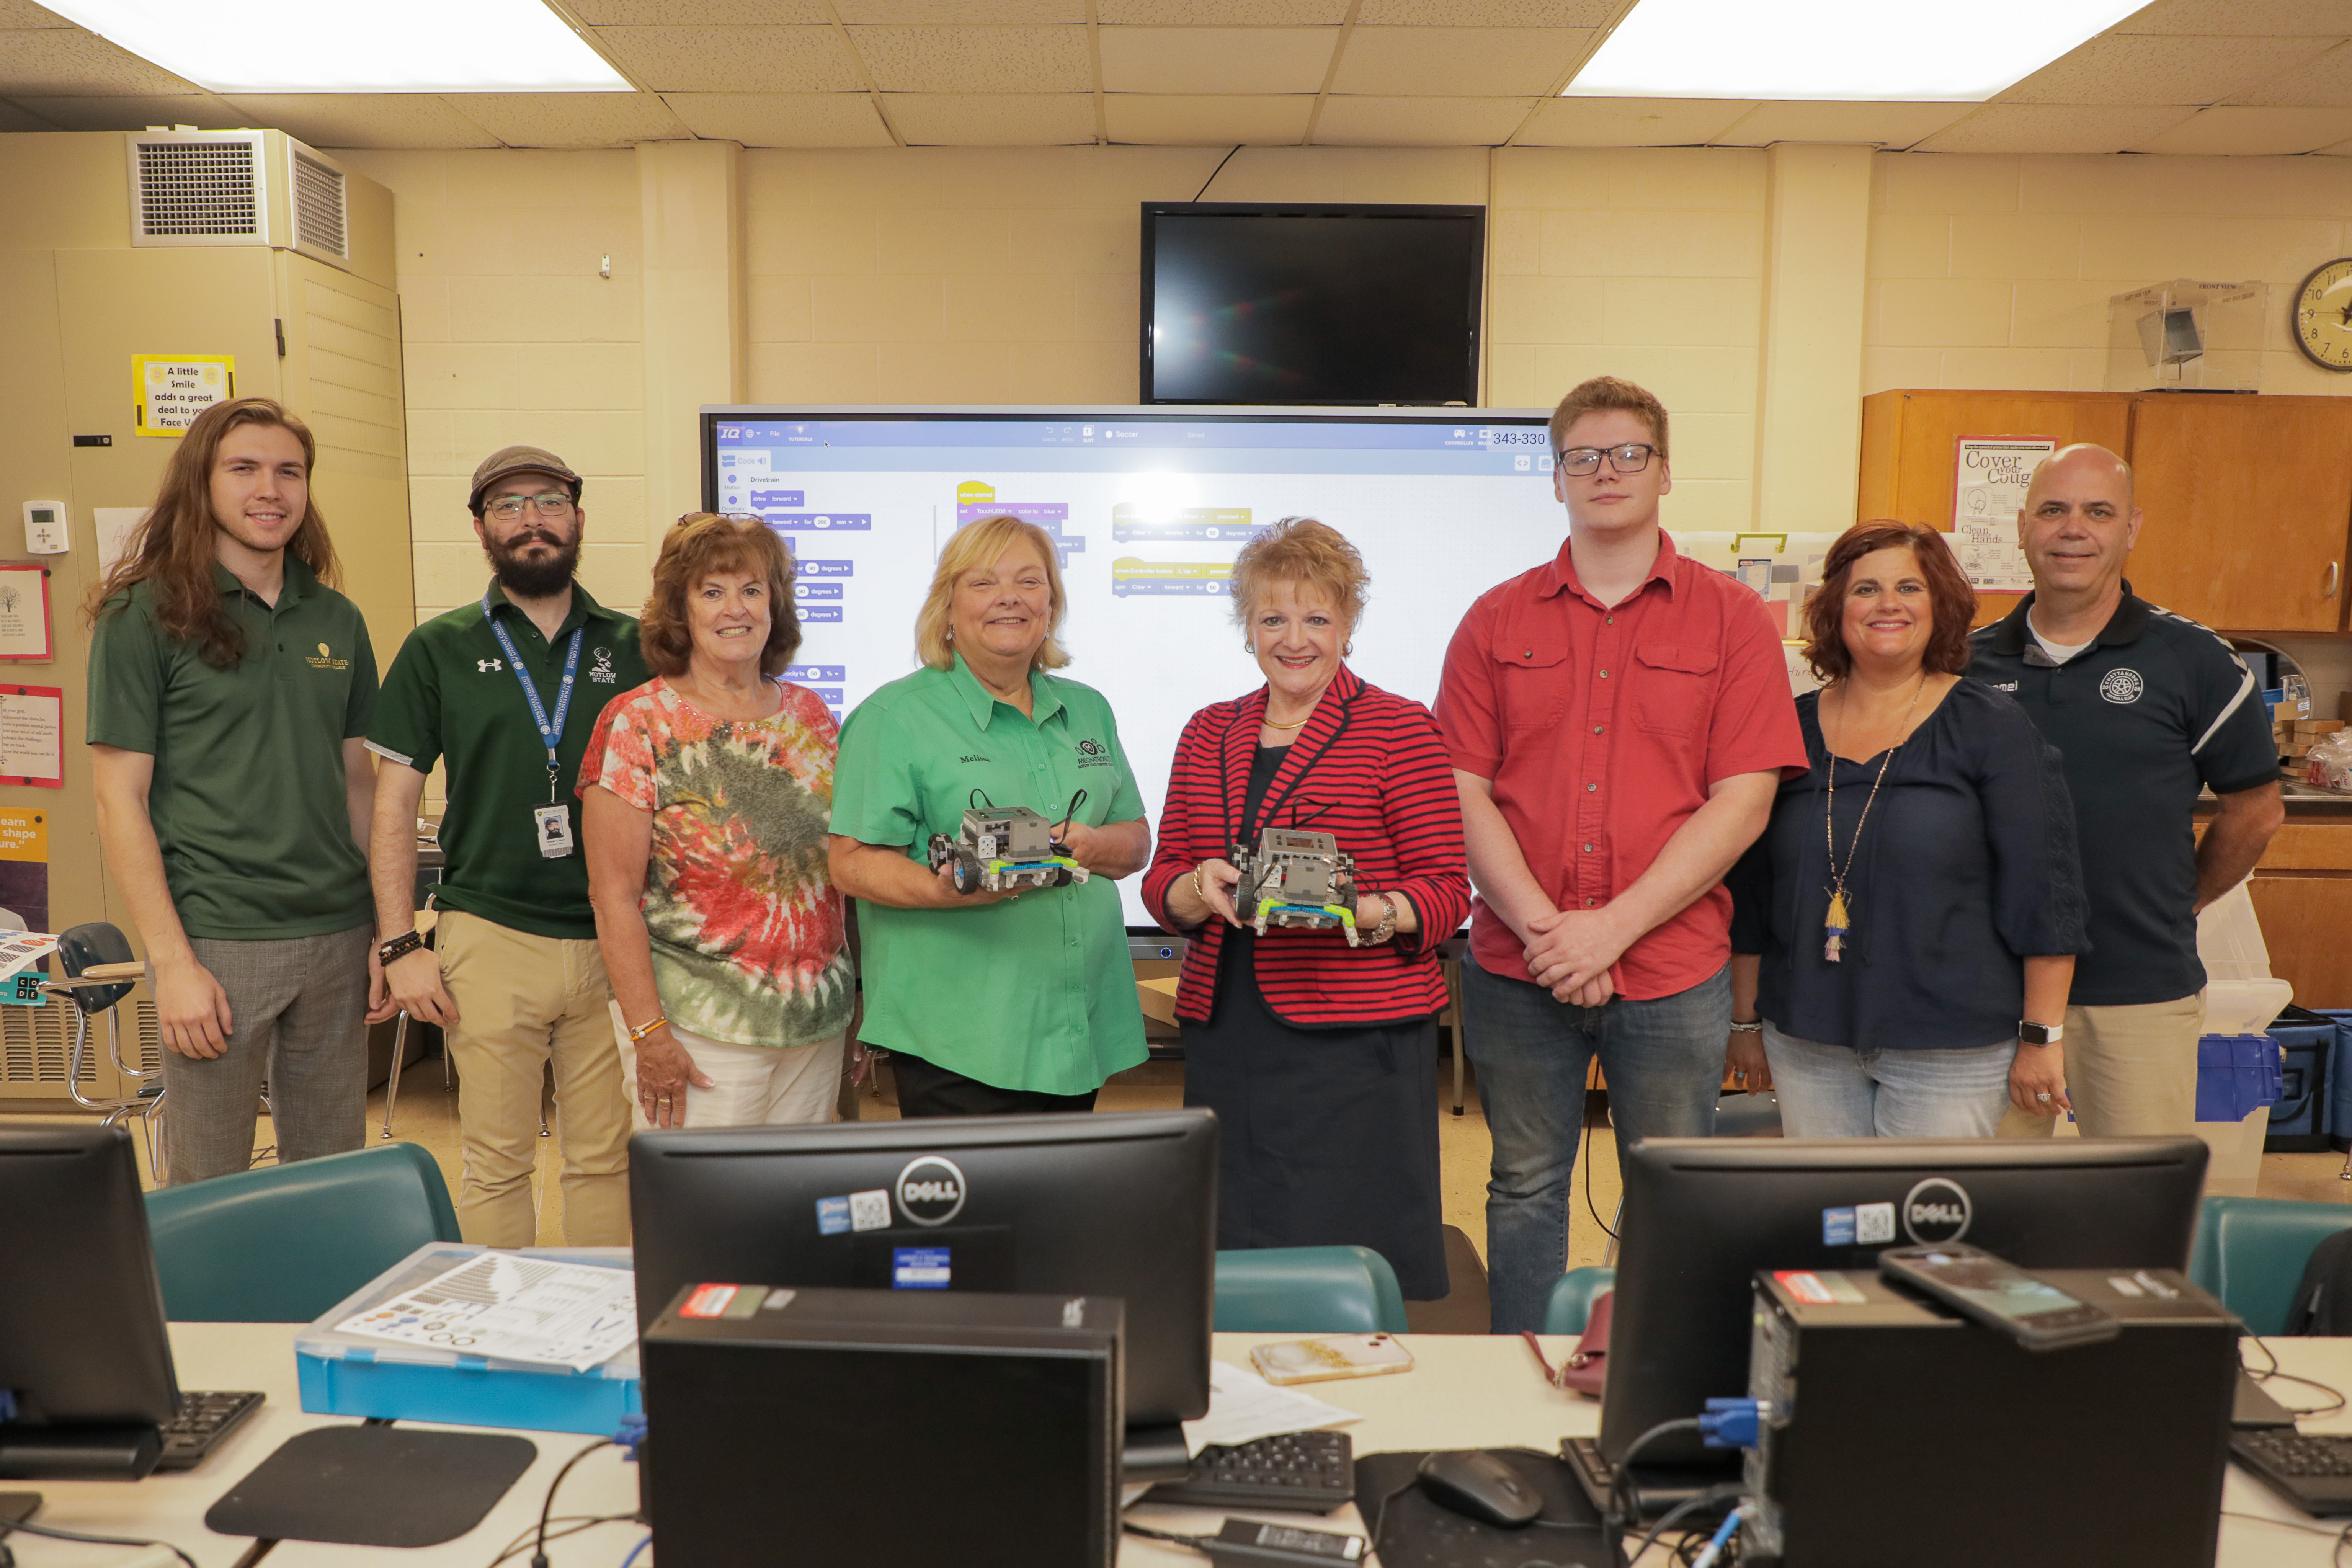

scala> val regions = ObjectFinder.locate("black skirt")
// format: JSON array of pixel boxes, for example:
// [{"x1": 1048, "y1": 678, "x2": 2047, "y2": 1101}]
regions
[{"x1": 1181, "y1": 931, "x2": 1448, "y2": 1300}]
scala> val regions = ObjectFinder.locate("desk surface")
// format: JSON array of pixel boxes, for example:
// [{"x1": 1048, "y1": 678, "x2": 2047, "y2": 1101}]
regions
[{"x1": 13, "y1": 1326, "x2": 2352, "y2": 1566}]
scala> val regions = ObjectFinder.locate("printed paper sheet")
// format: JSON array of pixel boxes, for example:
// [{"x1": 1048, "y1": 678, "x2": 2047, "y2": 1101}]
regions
[{"x1": 334, "y1": 1251, "x2": 637, "y2": 1372}]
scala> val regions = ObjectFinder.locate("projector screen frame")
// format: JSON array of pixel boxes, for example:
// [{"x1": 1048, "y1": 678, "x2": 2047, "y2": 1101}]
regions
[{"x1": 698, "y1": 403, "x2": 1555, "y2": 936}]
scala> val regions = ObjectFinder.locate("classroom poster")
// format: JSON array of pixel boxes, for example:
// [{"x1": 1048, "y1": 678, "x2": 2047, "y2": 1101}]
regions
[{"x1": 0, "y1": 687, "x2": 64, "y2": 788}]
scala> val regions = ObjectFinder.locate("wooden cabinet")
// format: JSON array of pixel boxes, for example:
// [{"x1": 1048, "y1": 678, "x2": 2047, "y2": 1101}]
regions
[
  {"x1": 2125, "y1": 395, "x2": 2352, "y2": 632},
  {"x1": 1855, "y1": 389, "x2": 2352, "y2": 634},
  {"x1": 2201, "y1": 820, "x2": 2352, "y2": 1010},
  {"x1": 1855, "y1": 390, "x2": 2133, "y2": 626}
]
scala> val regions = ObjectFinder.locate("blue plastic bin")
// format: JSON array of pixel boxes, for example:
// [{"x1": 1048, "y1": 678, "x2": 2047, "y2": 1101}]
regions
[
  {"x1": 2266, "y1": 1007, "x2": 2336, "y2": 1152},
  {"x1": 2319, "y1": 1010, "x2": 2352, "y2": 1152},
  {"x1": 2197, "y1": 1034, "x2": 2283, "y2": 1124}
]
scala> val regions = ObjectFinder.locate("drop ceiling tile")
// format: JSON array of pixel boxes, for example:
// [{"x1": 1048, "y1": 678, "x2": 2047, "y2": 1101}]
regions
[
  {"x1": 1357, "y1": 0, "x2": 1616, "y2": 22},
  {"x1": 222, "y1": 95, "x2": 504, "y2": 149},
  {"x1": 1098, "y1": 0, "x2": 1349, "y2": 22},
  {"x1": 883, "y1": 92, "x2": 1097, "y2": 145},
  {"x1": 1711, "y1": 100, "x2": 1971, "y2": 148},
  {"x1": 0, "y1": 1, "x2": 70, "y2": 25},
  {"x1": 1311, "y1": 95, "x2": 1535, "y2": 145},
  {"x1": 1518, "y1": 96, "x2": 1754, "y2": 146},
  {"x1": 446, "y1": 91, "x2": 689, "y2": 148},
  {"x1": 849, "y1": 26, "x2": 1093, "y2": 93},
  {"x1": 1331, "y1": 27, "x2": 1589, "y2": 96},
  {"x1": 1104, "y1": 93, "x2": 1313, "y2": 142},
  {"x1": 1099, "y1": 28, "x2": 1335, "y2": 94},
  {"x1": 2129, "y1": 103, "x2": 2352, "y2": 152},
  {"x1": 2000, "y1": 34, "x2": 2336, "y2": 105},
  {"x1": 2239, "y1": 42, "x2": 2352, "y2": 106},
  {"x1": 593, "y1": 26, "x2": 864, "y2": 93},
  {"x1": 0, "y1": 29, "x2": 198, "y2": 94},
  {"x1": 1915, "y1": 103, "x2": 2197, "y2": 154},
  {"x1": 837, "y1": 0, "x2": 1082, "y2": 17},
  {"x1": 2117, "y1": 0, "x2": 2352, "y2": 34},
  {"x1": 9, "y1": 91, "x2": 243, "y2": 130},
  {"x1": 665, "y1": 92, "x2": 895, "y2": 145},
  {"x1": 570, "y1": 0, "x2": 827, "y2": 20},
  {"x1": 0, "y1": 98, "x2": 58, "y2": 129}
]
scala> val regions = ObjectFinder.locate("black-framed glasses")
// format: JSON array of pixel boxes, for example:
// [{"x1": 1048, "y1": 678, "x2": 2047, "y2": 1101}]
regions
[
  {"x1": 486, "y1": 493, "x2": 575, "y2": 521},
  {"x1": 1558, "y1": 443, "x2": 1659, "y2": 477}
]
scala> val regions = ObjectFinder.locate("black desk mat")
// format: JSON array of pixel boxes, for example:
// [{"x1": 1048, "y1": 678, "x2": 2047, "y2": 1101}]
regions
[
  {"x1": 206, "y1": 1426, "x2": 537, "y2": 1547},
  {"x1": 1354, "y1": 1449, "x2": 1620, "y2": 1568}
]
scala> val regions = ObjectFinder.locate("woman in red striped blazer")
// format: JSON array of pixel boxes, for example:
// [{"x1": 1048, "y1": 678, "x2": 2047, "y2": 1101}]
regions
[{"x1": 1142, "y1": 519, "x2": 1471, "y2": 1300}]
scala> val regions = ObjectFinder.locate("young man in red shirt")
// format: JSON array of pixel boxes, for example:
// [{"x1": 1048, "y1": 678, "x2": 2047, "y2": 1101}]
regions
[{"x1": 1436, "y1": 377, "x2": 1806, "y2": 1332}]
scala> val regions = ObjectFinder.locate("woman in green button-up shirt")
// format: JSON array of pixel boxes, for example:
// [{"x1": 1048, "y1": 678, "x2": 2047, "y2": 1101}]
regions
[{"x1": 828, "y1": 515, "x2": 1152, "y2": 1117}]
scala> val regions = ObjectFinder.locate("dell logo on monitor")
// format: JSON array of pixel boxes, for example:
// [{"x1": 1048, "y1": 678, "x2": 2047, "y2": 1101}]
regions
[
  {"x1": 896, "y1": 1156, "x2": 968, "y2": 1227},
  {"x1": 1902, "y1": 1178, "x2": 1973, "y2": 1244}
]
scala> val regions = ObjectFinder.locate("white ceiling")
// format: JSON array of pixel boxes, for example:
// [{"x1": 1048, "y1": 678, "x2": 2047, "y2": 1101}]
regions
[{"x1": 4, "y1": 0, "x2": 2352, "y2": 154}]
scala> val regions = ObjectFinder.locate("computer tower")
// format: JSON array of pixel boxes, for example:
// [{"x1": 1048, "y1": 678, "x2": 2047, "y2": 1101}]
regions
[
  {"x1": 1743, "y1": 1267, "x2": 2236, "y2": 1568},
  {"x1": 642, "y1": 1282, "x2": 1122, "y2": 1568}
]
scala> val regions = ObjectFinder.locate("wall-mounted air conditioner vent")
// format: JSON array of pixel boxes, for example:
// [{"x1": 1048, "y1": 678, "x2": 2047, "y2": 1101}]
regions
[
  {"x1": 123, "y1": 129, "x2": 355, "y2": 273},
  {"x1": 291, "y1": 150, "x2": 348, "y2": 260},
  {"x1": 132, "y1": 136, "x2": 262, "y2": 240}
]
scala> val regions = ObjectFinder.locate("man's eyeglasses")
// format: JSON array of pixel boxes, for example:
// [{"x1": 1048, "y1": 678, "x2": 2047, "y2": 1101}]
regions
[
  {"x1": 1557, "y1": 443, "x2": 1659, "y2": 477},
  {"x1": 485, "y1": 494, "x2": 575, "y2": 521}
]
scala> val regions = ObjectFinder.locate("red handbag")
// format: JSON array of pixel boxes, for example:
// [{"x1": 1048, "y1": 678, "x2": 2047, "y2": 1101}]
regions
[{"x1": 1521, "y1": 1288, "x2": 1613, "y2": 1399}]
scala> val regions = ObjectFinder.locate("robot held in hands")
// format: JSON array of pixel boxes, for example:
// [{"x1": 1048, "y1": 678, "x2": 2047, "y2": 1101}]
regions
[
  {"x1": 1231, "y1": 827, "x2": 1361, "y2": 944},
  {"x1": 928, "y1": 790, "x2": 1092, "y2": 895}
]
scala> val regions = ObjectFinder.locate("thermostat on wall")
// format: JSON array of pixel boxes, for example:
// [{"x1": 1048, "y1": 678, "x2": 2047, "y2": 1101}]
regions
[{"x1": 21, "y1": 502, "x2": 68, "y2": 555}]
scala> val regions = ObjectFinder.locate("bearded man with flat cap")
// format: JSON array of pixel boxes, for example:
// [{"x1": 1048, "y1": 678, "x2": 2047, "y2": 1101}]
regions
[{"x1": 365, "y1": 446, "x2": 648, "y2": 1244}]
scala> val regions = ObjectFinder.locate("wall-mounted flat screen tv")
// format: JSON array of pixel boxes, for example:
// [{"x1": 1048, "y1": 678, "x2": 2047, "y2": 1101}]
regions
[{"x1": 1140, "y1": 203, "x2": 1485, "y2": 407}]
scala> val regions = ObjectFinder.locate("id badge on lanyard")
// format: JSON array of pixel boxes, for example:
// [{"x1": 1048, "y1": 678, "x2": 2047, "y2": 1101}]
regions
[{"x1": 485, "y1": 593, "x2": 583, "y2": 860}]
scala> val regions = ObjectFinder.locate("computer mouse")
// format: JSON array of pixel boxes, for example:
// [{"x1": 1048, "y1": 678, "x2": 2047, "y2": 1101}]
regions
[{"x1": 1416, "y1": 1448, "x2": 1544, "y2": 1529}]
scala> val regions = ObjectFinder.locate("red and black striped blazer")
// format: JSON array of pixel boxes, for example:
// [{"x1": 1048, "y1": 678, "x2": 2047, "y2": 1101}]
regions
[{"x1": 1141, "y1": 665, "x2": 1472, "y2": 1029}]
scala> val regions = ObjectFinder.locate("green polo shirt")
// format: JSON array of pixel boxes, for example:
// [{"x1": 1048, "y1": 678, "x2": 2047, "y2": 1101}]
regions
[
  {"x1": 368, "y1": 581, "x2": 647, "y2": 941},
  {"x1": 833, "y1": 657, "x2": 1149, "y2": 1096},
  {"x1": 87, "y1": 559, "x2": 376, "y2": 941}
]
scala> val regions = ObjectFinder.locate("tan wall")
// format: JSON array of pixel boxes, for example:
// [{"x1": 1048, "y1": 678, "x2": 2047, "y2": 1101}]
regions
[
  {"x1": 1863, "y1": 154, "x2": 2352, "y2": 396},
  {"x1": 338, "y1": 142, "x2": 2352, "y2": 638}
]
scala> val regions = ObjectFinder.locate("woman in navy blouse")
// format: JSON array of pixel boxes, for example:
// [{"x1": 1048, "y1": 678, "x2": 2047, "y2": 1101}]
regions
[
  {"x1": 1726, "y1": 522, "x2": 2087, "y2": 1137},
  {"x1": 1143, "y1": 519, "x2": 1470, "y2": 1297}
]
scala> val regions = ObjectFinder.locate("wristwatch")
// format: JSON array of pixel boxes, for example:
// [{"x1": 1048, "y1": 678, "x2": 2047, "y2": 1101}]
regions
[
  {"x1": 1362, "y1": 893, "x2": 1398, "y2": 946},
  {"x1": 2018, "y1": 1021, "x2": 2064, "y2": 1046},
  {"x1": 376, "y1": 929, "x2": 427, "y2": 966}
]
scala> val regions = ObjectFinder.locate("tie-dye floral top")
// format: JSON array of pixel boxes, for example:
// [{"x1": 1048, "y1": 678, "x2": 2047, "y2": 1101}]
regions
[{"x1": 579, "y1": 677, "x2": 853, "y2": 1050}]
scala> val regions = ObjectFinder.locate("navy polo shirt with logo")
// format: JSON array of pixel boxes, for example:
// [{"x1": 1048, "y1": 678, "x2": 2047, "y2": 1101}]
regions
[
  {"x1": 1967, "y1": 587, "x2": 2277, "y2": 1006},
  {"x1": 367, "y1": 581, "x2": 647, "y2": 941}
]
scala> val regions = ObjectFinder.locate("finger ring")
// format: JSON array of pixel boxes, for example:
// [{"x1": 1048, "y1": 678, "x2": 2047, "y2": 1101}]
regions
[{"x1": 2036, "y1": 1091, "x2": 2052, "y2": 1102}]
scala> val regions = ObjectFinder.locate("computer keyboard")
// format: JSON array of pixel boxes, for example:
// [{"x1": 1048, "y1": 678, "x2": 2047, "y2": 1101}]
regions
[
  {"x1": 154, "y1": 1391, "x2": 265, "y2": 1472},
  {"x1": 2229, "y1": 1429, "x2": 2352, "y2": 1516},
  {"x1": 1143, "y1": 1431, "x2": 1354, "y2": 1513}
]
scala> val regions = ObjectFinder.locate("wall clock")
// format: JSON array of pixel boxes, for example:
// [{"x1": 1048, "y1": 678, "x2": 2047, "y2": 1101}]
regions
[{"x1": 2293, "y1": 258, "x2": 2352, "y2": 371}]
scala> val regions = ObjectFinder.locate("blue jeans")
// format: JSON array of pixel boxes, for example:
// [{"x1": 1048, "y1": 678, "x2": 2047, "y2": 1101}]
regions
[
  {"x1": 1461, "y1": 957, "x2": 1728, "y2": 1333},
  {"x1": 1763, "y1": 1024, "x2": 2013, "y2": 1139}
]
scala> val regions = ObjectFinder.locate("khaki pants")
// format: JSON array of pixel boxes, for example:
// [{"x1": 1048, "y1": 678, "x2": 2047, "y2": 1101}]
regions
[
  {"x1": 1997, "y1": 991, "x2": 2205, "y2": 1140},
  {"x1": 438, "y1": 910, "x2": 633, "y2": 1247}
]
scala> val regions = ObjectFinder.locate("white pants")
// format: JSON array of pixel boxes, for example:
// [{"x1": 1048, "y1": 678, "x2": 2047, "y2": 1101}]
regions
[{"x1": 612, "y1": 1003, "x2": 844, "y2": 1130}]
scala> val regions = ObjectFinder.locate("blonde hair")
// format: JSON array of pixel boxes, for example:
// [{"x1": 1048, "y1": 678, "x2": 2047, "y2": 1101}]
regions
[
  {"x1": 915, "y1": 514, "x2": 1070, "y2": 672},
  {"x1": 1230, "y1": 517, "x2": 1369, "y2": 635},
  {"x1": 1549, "y1": 375, "x2": 1669, "y2": 461}
]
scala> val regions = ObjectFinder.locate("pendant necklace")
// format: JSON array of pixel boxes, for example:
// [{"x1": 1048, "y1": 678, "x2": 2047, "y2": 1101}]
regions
[{"x1": 1820, "y1": 671, "x2": 1927, "y2": 964}]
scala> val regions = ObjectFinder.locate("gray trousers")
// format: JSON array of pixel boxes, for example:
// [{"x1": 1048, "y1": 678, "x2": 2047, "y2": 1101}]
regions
[{"x1": 165, "y1": 926, "x2": 372, "y2": 1185}]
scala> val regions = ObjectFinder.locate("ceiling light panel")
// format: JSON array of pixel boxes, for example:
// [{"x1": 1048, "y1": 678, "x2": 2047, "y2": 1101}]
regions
[
  {"x1": 38, "y1": 0, "x2": 631, "y2": 92},
  {"x1": 1568, "y1": 0, "x2": 2151, "y2": 102}
]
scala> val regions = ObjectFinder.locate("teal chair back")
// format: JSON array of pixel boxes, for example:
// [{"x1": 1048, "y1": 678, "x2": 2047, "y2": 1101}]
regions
[
  {"x1": 1214, "y1": 1245, "x2": 1411, "y2": 1334},
  {"x1": 2189, "y1": 1195, "x2": 2352, "y2": 1337},
  {"x1": 1544, "y1": 1266, "x2": 1616, "y2": 1334},
  {"x1": 146, "y1": 1143, "x2": 462, "y2": 1321}
]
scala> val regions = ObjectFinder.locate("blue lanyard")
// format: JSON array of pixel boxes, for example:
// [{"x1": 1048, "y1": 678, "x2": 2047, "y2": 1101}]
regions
[{"x1": 483, "y1": 591, "x2": 582, "y2": 795}]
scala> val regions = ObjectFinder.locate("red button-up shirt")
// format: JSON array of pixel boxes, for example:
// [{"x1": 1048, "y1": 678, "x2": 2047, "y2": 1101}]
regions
[{"x1": 1434, "y1": 531, "x2": 1806, "y2": 999}]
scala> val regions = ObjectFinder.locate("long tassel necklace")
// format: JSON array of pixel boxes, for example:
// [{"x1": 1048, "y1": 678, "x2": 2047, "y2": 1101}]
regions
[{"x1": 1821, "y1": 671, "x2": 1927, "y2": 964}]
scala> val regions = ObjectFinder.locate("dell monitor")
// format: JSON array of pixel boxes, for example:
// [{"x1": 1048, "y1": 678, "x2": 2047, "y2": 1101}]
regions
[
  {"x1": 1600, "y1": 1136, "x2": 2209, "y2": 1473},
  {"x1": 629, "y1": 1109, "x2": 1217, "y2": 1445},
  {"x1": 0, "y1": 1122, "x2": 177, "y2": 1481}
]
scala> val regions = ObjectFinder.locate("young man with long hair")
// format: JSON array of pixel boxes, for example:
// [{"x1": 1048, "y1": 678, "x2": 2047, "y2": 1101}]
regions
[{"x1": 87, "y1": 397, "x2": 379, "y2": 1184}]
